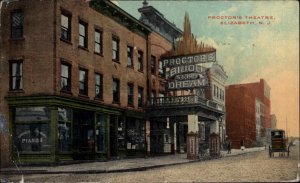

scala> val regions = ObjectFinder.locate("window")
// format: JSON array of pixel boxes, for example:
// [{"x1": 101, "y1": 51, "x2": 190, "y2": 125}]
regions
[
  {"x1": 112, "y1": 37, "x2": 119, "y2": 61},
  {"x1": 11, "y1": 10, "x2": 23, "y2": 39},
  {"x1": 14, "y1": 107, "x2": 51, "y2": 152},
  {"x1": 127, "y1": 46, "x2": 133, "y2": 67},
  {"x1": 58, "y1": 107, "x2": 72, "y2": 152},
  {"x1": 126, "y1": 118, "x2": 145, "y2": 150},
  {"x1": 127, "y1": 83, "x2": 134, "y2": 106},
  {"x1": 113, "y1": 78, "x2": 120, "y2": 103},
  {"x1": 151, "y1": 90, "x2": 156, "y2": 98},
  {"x1": 94, "y1": 29, "x2": 102, "y2": 54},
  {"x1": 138, "y1": 86, "x2": 144, "y2": 108},
  {"x1": 79, "y1": 20, "x2": 88, "y2": 48},
  {"x1": 95, "y1": 73, "x2": 103, "y2": 99},
  {"x1": 61, "y1": 12, "x2": 71, "y2": 41},
  {"x1": 138, "y1": 50, "x2": 143, "y2": 71},
  {"x1": 159, "y1": 92, "x2": 165, "y2": 98},
  {"x1": 151, "y1": 55, "x2": 156, "y2": 75},
  {"x1": 79, "y1": 68, "x2": 88, "y2": 95},
  {"x1": 158, "y1": 60, "x2": 164, "y2": 77},
  {"x1": 10, "y1": 61, "x2": 23, "y2": 90},
  {"x1": 96, "y1": 114, "x2": 107, "y2": 153},
  {"x1": 61, "y1": 63, "x2": 71, "y2": 91}
]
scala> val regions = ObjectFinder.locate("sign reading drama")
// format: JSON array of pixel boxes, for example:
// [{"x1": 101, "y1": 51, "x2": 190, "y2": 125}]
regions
[{"x1": 162, "y1": 51, "x2": 216, "y2": 67}]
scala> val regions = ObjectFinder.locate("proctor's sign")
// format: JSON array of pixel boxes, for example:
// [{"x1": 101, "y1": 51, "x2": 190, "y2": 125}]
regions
[{"x1": 162, "y1": 51, "x2": 216, "y2": 67}]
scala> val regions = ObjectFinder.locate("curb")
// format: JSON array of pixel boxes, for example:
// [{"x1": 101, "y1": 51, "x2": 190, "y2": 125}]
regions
[{"x1": 0, "y1": 150, "x2": 264, "y2": 175}]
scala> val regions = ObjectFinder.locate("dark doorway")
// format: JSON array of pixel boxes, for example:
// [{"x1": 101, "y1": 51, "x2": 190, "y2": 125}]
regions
[
  {"x1": 73, "y1": 110, "x2": 95, "y2": 159},
  {"x1": 177, "y1": 123, "x2": 188, "y2": 153},
  {"x1": 109, "y1": 115, "x2": 118, "y2": 158}
]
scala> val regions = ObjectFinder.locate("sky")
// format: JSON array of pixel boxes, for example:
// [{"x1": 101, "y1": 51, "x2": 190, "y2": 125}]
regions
[{"x1": 115, "y1": 0, "x2": 299, "y2": 137}]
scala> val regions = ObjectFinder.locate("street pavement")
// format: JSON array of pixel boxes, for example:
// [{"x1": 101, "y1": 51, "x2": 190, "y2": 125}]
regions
[{"x1": 0, "y1": 147, "x2": 265, "y2": 175}]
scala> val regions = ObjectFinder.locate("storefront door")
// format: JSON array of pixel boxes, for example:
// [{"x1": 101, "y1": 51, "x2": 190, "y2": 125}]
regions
[
  {"x1": 109, "y1": 115, "x2": 118, "y2": 158},
  {"x1": 73, "y1": 110, "x2": 95, "y2": 159}
]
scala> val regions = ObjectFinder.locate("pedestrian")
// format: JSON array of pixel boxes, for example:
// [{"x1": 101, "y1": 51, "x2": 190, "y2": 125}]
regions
[{"x1": 227, "y1": 140, "x2": 231, "y2": 154}]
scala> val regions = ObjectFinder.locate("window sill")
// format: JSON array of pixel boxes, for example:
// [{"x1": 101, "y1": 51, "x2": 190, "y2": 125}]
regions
[
  {"x1": 94, "y1": 52, "x2": 103, "y2": 57},
  {"x1": 138, "y1": 70, "x2": 144, "y2": 73},
  {"x1": 112, "y1": 60, "x2": 120, "y2": 63},
  {"x1": 60, "y1": 38, "x2": 72, "y2": 45},
  {"x1": 78, "y1": 94, "x2": 89, "y2": 99},
  {"x1": 94, "y1": 97, "x2": 104, "y2": 102},
  {"x1": 9, "y1": 37, "x2": 25, "y2": 42},
  {"x1": 60, "y1": 90, "x2": 72, "y2": 95},
  {"x1": 127, "y1": 66, "x2": 134, "y2": 69},
  {"x1": 78, "y1": 46, "x2": 89, "y2": 52},
  {"x1": 127, "y1": 104, "x2": 134, "y2": 108},
  {"x1": 8, "y1": 89, "x2": 25, "y2": 94},
  {"x1": 112, "y1": 101, "x2": 120, "y2": 105}
]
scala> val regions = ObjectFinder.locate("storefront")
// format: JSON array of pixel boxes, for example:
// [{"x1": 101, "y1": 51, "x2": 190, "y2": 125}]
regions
[{"x1": 7, "y1": 95, "x2": 147, "y2": 164}]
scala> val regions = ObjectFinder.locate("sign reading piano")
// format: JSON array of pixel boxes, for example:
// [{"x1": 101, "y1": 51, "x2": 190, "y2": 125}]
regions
[{"x1": 162, "y1": 51, "x2": 216, "y2": 90}]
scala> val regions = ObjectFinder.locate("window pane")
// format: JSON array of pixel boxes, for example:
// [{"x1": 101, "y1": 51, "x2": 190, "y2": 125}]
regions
[
  {"x1": 95, "y1": 74, "x2": 100, "y2": 85},
  {"x1": 79, "y1": 36, "x2": 84, "y2": 47},
  {"x1": 12, "y1": 12, "x2": 23, "y2": 27},
  {"x1": 95, "y1": 43, "x2": 100, "y2": 53},
  {"x1": 15, "y1": 107, "x2": 51, "y2": 122},
  {"x1": 58, "y1": 108, "x2": 72, "y2": 121},
  {"x1": 79, "y1": 23, "x2": 85, "y2": 36},
  {"x1": 15, "y1": 124, "x2": 51, "y2": 152},
  {"x1": 61, "y1": 64, "x2": 69, "y2": 78},
  {"x1": 58, "y1": 122, "x2": 71, "y2": 151},
  {"x1": 79, "y1": 70, "x2": 86, "y2": 82},
  {"x1": 112, "y1": 40, "x2": 117, "y2": 50},
  {"x1": 95, "y1": 31, "x2": 100, "y2": 42},
  {"x1": 61, "y1": 14, "x2": 69, "y2": 28}
]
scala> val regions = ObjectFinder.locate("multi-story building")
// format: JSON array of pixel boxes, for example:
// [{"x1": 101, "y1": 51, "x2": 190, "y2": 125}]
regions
[
  {"x1": 205, "y1": 63, "x2": 227, "y2": 146},
  {"x1": 271, "y1": 114, "x2": 277, "y2": 129},
  {"x1": 0, "y1": 0, "x2": 182, "y2": 167},
  {"x1": 226, "y1": 79, "x2": 271, "y2": 148}
]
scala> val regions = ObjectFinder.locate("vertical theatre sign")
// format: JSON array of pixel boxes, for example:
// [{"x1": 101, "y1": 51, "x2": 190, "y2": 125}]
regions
[{"x1": 162, "y1": 51, "x2": 216, "y2": 90}]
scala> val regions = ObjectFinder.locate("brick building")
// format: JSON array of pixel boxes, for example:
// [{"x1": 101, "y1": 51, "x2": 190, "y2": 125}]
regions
[
  {"x1": 0, "y1": 0, "x2": 182, "y2": 167},
  {"x1": 226, "y1": 79, "x2": 271, "y2": 148}
]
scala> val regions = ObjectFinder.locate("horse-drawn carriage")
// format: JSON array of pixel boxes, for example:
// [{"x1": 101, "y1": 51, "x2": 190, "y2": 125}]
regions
[{"x1": 269, "y1": 129, "x2": 289, "y2": 157}]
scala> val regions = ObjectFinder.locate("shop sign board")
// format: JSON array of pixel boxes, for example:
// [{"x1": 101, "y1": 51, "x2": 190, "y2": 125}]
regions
[{"x1": 162, "y1": 51, "x2": 216, "y2": 68}]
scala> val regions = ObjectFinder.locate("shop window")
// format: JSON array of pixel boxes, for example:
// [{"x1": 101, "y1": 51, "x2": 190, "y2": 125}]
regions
[
  {"x1": 151, "y1": 55, "x2": 156, "y2": 75},
  {"x1": 96, "y1": 114, "x2": 107, "y2": 153},
  {"x1": 138, "y1": 50, "x2": 143, "y2": 72},
  {"x1": 58, "y1": 108, "x2": 72, "y2": 152},
  {"x1": 113, "y1": 78, "x2": 120, "y2": 103},
  {"x1": 95, "y1": 73, "x2": 103, "y2": 100},
  {"x1": 14, "y1": 107, "x2": 51, "y2": 152},
  {"x1": 151, "y1": 90, "x2": 156, "y2": 98},
  {"x1": 112, "y1": 37, "x2": 119, "y2": 62},
  {"x1": 79, "y1": 68, "x2": 88, "y2": 95},
  {"x1": 79, "y1": 20, "x2": 88, "y2": 48},
  {"x1": 11, "y1": 10, "x2": 23, "y2": 39},
  {"x1": 158, "y1": 60, "x2": 164, "y2": 77},
  {"x1": 127, "y1": 83, "x2": 134, "y2": 107},
  {"x1": 61, "y1": 11, "x2": 71, "y2": 42},
  {"x1": 138, "y1": 86, "x2": 144, "y2": 108},
  {"x1": 118, "y1": 120, "x2": 125, "y2": 149},
  {"x1": 61, "y1": 62, "x2": 71, "y2": 92},
  {"x1": 126, "y1": 118, "x2": 145, "y2": 150},
  {"x1": 127, "y1": 46, "x2": 134, "y2": 68},
  {"x1": 94, "y1": 29, "x2": 102, "y2": 54},
  {"x1": 9, "y1": 61, "x2": 23, "y2": 90}
]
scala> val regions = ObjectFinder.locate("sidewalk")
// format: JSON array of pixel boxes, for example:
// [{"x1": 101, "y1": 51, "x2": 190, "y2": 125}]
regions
[{"x1": 1, "y1": 147, "x2": 266, "y2": 175}]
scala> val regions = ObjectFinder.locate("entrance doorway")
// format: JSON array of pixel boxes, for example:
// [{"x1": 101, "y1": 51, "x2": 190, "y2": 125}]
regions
[
  {"x1": 177, "y1": 123, "x2": 188, "y2": 153},
  {"x1": 109, "y1": 115, "x2": 118, "y2": 158},
  {"x1": 73, "y1": 110, "x2": 95, "y2": 159}
]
